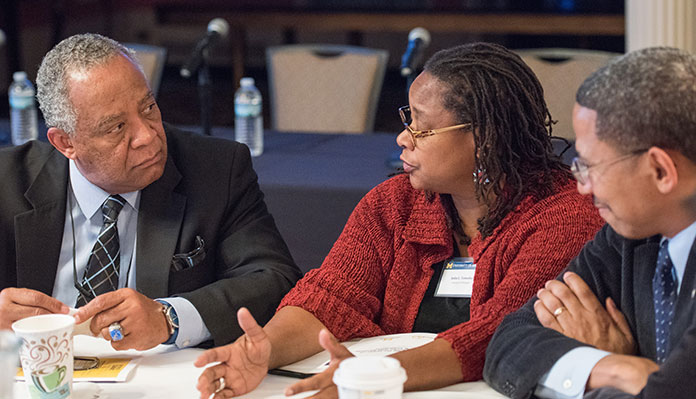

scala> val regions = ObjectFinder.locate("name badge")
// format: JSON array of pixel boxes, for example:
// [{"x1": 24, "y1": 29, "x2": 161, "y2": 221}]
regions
[{"x1": 434, "y1": 257, "x2": 476, "y2": 298}]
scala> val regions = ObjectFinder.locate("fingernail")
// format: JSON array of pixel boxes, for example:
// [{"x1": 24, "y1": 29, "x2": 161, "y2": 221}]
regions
[
  {"x1": 285, "y1": 387, "x2": 294, "y2": 396},
  {"x1": 564, "y1": 272, "x2": 572, "y2": 279},
  {"x1": 537, "y1": 288, "x2": 544, "y2": 297}
]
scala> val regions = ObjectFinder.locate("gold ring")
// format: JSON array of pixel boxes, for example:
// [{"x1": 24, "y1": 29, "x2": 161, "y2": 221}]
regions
[{"x1": 553, "y1": 306, "x2": 566, "y2": 317}]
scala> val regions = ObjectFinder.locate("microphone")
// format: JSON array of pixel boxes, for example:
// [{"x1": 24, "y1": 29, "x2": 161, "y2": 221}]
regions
[
  {"x1": 0, "y1": 29, "x2": 5, "y2": 48},
  {"x1": 400, "y1": 27, "x2": 431, "y2": 77},
  {"x1": 180, "y1": 18, "x2": 229, "y2": 78}
]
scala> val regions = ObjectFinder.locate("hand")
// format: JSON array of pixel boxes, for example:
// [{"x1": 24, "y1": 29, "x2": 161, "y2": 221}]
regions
[
  {"x1": 587, "y1": 354, "x2": 659, "y2": 395},
  {"x1": 284, "y1": 329, "x2": 354, "y2": 399},
  {"x1": 195, "y1": 307, "x2": 271, "y2": 398},
  {"x1": 534, "y1": 272, "x2": 636, "y2": 355},
  {"x1": 72, "y1": 288, "x2": 169, "y2": 350},
  {"x1": 0, "y1": 287, "x2": 69, "y2": 330}
]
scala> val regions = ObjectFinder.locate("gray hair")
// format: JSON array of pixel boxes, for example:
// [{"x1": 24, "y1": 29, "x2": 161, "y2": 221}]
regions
[
  {"x1": 576, "y1": 46, "x2": 696, "y2": 161},
  {"x1": 36, "y1": 33, "x2": 140, "y2": 134}
]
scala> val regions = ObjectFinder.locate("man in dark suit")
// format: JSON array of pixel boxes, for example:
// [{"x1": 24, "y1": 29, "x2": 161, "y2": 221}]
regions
[
  {"x1": 484, "y1": 46, "x2": 696, "y2": 398},
  {"x1": 0, "y1": 33, "x2": 301, "y2": 351}
]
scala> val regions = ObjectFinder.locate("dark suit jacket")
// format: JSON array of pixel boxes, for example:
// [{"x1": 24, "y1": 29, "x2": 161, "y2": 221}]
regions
[
  {"x1": 0, "y1": 124, "x2": 302, "y2": 346},
  {"x1": 483, "y1": 224, "x2": 696, "y2": 399}
]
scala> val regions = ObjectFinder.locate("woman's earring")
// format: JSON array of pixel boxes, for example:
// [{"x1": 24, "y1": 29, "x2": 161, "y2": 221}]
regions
[{"x1": 473, "y1": 169, "x2": 490, "y2": 185}]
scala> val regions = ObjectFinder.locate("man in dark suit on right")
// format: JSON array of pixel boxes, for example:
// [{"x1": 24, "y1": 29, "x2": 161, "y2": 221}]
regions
[{"x1": 484, "y1": 46, "x2": 696, "y2": 398}]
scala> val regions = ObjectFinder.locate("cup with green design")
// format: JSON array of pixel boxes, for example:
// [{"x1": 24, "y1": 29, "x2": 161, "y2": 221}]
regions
[{"x1": 12, "y1": 314, "x2": 75, "y2": 399}]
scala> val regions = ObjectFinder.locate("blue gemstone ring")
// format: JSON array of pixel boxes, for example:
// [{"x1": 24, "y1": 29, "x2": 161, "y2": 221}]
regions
[{"x1": 109, "y1": 322, "x2": 124, "y2": 341}]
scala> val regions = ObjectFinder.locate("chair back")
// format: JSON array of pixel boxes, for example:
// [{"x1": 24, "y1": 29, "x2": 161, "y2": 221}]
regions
[
  {"x1": 124, "y1": 43, "x2": 167, "y2": 97},
  {"x1": 267, "y1": 44, "x2": 388, "y2": 134},
  {"x1": 517, "y1": 48, "x2": 621, "y2": 140}
]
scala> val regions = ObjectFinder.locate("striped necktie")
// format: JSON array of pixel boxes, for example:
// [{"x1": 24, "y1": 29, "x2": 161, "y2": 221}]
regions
[
  {"x1": 76, "y1": 195, "x2": 125, "y2": 307},
  {"x1": 653, "y1": 239, "x2": 677, "y2": 364}
]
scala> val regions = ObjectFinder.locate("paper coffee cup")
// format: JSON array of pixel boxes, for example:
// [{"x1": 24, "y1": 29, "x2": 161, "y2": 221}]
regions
[
  {"x1": 12, "y1": 314, "x2": 75, "y2": 399},
  {"x1": 333, "y1": 357, "x2": 407, "y2": 399}
]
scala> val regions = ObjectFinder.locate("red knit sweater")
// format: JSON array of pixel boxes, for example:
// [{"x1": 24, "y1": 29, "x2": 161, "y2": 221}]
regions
[{"x1": 279, "y1": 173, "x2": 604, "y2": 381}]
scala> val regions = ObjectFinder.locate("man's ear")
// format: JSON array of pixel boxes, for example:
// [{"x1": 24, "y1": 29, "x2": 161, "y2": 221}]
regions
[
  {"x1": 647, "y1": 147, "x2": 678, "y2": 194},
  {"x1": 47, "y1": 127, "x2": 77, "y2": 160}
]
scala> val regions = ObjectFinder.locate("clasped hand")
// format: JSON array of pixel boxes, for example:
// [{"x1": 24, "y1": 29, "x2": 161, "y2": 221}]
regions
[{"x1": 534, "y1": 272, "x2": 636, "y2": 355}]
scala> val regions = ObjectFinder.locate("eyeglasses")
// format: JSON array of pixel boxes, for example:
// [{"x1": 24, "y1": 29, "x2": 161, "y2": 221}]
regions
[
  {"x1": 398, "y1": 106, "x2": 471, "y2": 147},
  {"x1": 571, "y1": 148, "x2": 648, "y2": 185}
]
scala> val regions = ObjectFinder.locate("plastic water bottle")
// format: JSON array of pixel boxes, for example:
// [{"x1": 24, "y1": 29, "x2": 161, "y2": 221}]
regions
[
  {"x1": 234, "y1": 77, "x2": 263, "y2": 156},
  {"x1": 9, "y1": 71, "x2": 39, "y2": 146}
]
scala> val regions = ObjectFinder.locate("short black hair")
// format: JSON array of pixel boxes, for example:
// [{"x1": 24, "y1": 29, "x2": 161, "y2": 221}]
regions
[
  {"x1": 577, "y1": 46, "x2": 696, "y2": 161},
  {"x1": 424, "y1": 42, "x2": 569, "y2": 240}
]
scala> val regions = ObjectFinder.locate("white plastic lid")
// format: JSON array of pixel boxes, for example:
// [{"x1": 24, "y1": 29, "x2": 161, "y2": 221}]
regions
[
  {"x1": 240, "y1": 77, "x2": 255, "y2": 87},
  {"x1": 333, "y1": 357, "x2": 407, "y2": 390},
  {"x1": 13, "y1": 71, "x2": 27, "y2": 82}
]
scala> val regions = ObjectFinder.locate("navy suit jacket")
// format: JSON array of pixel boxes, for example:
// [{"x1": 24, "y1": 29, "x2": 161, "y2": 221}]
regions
[
  {"x1": 0, "y1": 124, "x2": 301, "y2": 346},
  {"x1": 484, "y1": 224, "x2": 696, "y2": 399}
]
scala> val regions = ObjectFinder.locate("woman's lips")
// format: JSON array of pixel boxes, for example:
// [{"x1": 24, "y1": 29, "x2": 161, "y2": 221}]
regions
[{"x1": 402, "y1": 160, "x2": 415, "y2": 173}]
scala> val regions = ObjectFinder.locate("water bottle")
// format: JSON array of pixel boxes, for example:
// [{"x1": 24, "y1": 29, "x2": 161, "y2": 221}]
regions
[
  {"x1": 234, "y1": 77, "x2": 263, "y2": 156},
  {"x1": 9, "y1": 71, "x2": 39, "y2": 146}
]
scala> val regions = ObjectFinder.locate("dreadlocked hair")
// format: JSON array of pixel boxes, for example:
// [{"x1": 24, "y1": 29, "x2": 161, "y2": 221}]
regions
[{"x1": 424, "y1": 42, "x2": 571, "y2": 241}]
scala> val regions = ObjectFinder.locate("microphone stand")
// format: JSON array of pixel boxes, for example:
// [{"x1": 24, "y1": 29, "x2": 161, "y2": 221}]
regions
[{"x1": 197, "y1": 48, "x2": 212, "y2": 136}]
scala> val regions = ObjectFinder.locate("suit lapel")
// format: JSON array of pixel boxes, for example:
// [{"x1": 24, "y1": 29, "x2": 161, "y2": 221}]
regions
[
  {"x1": 135, "y1": 156, "x2": 185, "y2": 298},
  {"x1": 671, "y1": 237, "x2": 696, "y2": 349},
  {"x1": 633, "y1": 240, "x2": 659, "y2": 360},
  {"x1": 15, "y1": 151, "x2": 68, "y2": 295}
]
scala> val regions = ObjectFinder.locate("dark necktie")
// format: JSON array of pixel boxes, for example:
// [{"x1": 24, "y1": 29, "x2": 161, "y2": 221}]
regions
[
  {"x1": 653, "y1": 239, "x2": 677, "y2": 364},
  {"x1": 76, "y1": 195, "x2": 125, "y2": 307}
]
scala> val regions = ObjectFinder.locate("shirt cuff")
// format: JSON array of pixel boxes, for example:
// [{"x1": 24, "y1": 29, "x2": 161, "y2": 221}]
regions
[
  {"x1": 534, "y1": 347, "x2": 610, "y2": 399},
  {"x1": 158, "y1": 297, "x2": 212, "y2": 348}
]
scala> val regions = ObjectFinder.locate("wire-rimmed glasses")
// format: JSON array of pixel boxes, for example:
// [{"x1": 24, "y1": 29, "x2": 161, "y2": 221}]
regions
[
  {"x1": 570, "y1": 148, "x2": 648, "y2": 185},
  {"x1": 398, "y1": 105, "x2": 471, "y2": 147}
]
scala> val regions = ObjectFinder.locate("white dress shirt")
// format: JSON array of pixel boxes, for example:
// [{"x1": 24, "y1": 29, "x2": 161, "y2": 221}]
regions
[
  {"x1": 52, "y1": 160, "x2": 211, "y2": 348},
  {"x1": 535, "y1": 220, "x2": 696, "y2": 398}
]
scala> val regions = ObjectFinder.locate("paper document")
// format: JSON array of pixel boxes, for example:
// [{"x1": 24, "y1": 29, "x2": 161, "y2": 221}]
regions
[
  {"x1": 17, "y1": 357, "x2": 137, "y2": 382},
  {"x1": 273, "y1": 332, "x2": 436, "y2": 376}
]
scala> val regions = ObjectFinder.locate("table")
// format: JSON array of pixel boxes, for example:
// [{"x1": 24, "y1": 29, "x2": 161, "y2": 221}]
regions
[
  {"x1": 12, "y1": 335, "x2": 507, "y2": 398},
  {"x1": 0, "y1": 121, "x2": 397, "y2": 273},
  {"x1": 0, "y1": 121, "x2": 576, "y2": 274},
  {"x1": 229, "y1": 129, "x2": 401, "y2": 273},
  {"x1": 209, "y1": 128, "x2": 576, "y2": 273}
]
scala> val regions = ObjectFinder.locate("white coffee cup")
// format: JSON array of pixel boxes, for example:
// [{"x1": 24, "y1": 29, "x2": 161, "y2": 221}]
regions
[
  {"x1": 333, "y1": 357, "x2": 407, "y2": 399},
  {"x1": 12, "y1": 314, "x2": 75, "y2": 399}
]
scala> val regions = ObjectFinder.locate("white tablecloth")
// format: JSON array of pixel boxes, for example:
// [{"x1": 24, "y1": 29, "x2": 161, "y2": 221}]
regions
[{"x1": 13, "y1": 336, "x2": 506, "y2": 399}]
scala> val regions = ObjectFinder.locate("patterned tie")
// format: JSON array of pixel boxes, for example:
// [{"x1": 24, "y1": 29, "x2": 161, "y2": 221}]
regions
[
  {"x1": 76, "y1": 195, "x2": 125, "y2": 307},
  {"x1": 653, "y1": 239, "x2": 677, "y2": 364}
]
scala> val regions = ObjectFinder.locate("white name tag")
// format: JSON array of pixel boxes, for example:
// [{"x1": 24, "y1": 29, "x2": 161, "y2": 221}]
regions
[{"x1": 434, "y1": 257, "x2": 476, "y2": 298}]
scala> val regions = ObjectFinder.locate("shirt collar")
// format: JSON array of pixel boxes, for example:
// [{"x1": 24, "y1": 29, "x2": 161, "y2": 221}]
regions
[
  {"x1": 69, "y1": 160, "x2": 140, "y2": 219},
  {"x1": 662, "y1": 219, "x2": 696, "y2": 288}
]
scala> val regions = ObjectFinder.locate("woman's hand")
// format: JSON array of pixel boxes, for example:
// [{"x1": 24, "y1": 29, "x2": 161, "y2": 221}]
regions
[
  {"x1": 284, "y1": 329, "x2": 355, "y2": 399},
  {"x1": 194, "y1": 307, "x2": 271, "y2": 398}
]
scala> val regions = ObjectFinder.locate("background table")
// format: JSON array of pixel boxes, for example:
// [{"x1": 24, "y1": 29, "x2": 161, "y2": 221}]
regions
[
  {"x1": 12, "y1": 335, "x2": 508, "y2": 398},
  {"x1": 216, "y1": 129, "x2": 401, "y2": 273},
  {"x1": 211, "y1": 128, "x2": 576, "y2": 273},
  {"x1": 0, "y1": 121, "x2": 576, "y2": 273}
]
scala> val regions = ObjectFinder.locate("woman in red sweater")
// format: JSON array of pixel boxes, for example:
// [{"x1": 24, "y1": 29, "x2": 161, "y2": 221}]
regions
[{"x1": 196, "y1": 43, "x2": 604, "y2": 398}]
